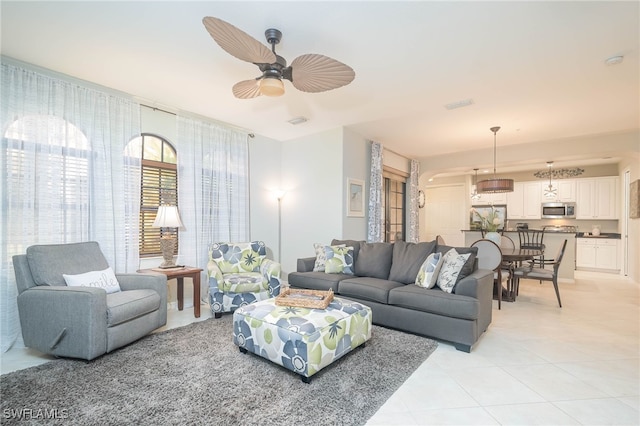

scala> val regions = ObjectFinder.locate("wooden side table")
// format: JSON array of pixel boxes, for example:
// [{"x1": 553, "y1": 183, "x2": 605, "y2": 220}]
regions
[{"x1": 137, "y1": 266, "x2": 204, "y2": 318}]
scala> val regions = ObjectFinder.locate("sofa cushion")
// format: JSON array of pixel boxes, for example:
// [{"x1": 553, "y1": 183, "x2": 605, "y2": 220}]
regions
[
  {"x1": 288, "y1": 271, "x2": 351, "y2": 293},
  {"x1": 338, "y1": 277, "x2": 405, "y2": 304},
  {"x1": 437, "y1": 249, "x2": 471, "y2": 293},
  {"x1": 106, "y1": 289, "x2": 161, "y2": 327},
  {"x1": 27, "y1": 241, "x2": 110, "y2": 287},
  {"x1": 221, "y1": 272, "x2": 266, "y2": 293},
  {"x1": 355, "y1": 242, "x2": 393, "y2": 279},
  {"x1": 388, "y1": 240, "x2": 437, "y2": 284},
  {"x1": 331, "y1": 239, "x2": 364, "y2": 264},
  {"x1": 63, "y1": 267, "x2": 121, "y2": 294},
  {"x1": 436, "y1": 245, "x2": 478, "y2": 284},
  {"x1": 415, "y1": 252, "x2": 444, "y2": 289},
  {"x1": 324, "y1": 246, "x2": 355, "y2": 275},
  {"x1": 388, "y1": 285, "x2": 479, "y2": 320}
]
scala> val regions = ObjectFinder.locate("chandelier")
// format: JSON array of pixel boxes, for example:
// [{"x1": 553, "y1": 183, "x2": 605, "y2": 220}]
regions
[{"x1": 476, "y1": 126, "x2": 514, "y2": 193}]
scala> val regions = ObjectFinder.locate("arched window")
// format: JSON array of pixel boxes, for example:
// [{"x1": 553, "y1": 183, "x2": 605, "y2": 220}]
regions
[{"x1": 127, "y1": 134, "x2": 178, "y2": 257}]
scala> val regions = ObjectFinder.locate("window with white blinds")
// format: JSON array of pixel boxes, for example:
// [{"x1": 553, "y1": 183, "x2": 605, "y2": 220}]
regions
[{"x1": 127, "y1": 134, "x2": 178, "y2": 256}]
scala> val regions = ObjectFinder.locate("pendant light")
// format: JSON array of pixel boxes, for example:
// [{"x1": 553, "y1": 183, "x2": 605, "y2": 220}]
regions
[
  {"x1": 543, "y1": 161, "x2": 558, "y2": 199},
  {"x1": 476, "y1": 126, "x2": 514, "y2": 193},
  {"x1": 470, "y1": 168, "x2": 481, "y2": 201}
]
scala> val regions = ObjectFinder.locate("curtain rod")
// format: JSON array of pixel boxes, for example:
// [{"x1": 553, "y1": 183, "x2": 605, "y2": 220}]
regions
[
  {"x1": 141, "y1": 104, "x2": 176, "y2": 116},
  {"x1": 140, "y1": 103, "x2": 254, "y2": 137}
]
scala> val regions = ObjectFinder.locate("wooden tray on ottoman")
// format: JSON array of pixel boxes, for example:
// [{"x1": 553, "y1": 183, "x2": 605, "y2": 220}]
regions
[{"x1": 275, "y1": 288, "x2": 334, "y2": 309}]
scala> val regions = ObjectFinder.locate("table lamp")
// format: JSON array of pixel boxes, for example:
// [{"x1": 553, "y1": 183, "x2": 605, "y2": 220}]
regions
[{"x1": 152, "y1": 205, "x2": 184, "y2": 268}]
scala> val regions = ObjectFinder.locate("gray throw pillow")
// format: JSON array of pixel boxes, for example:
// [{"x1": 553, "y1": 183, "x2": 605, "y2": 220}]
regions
[
  {"x1": 354, "y1": 242, "x2": 393, "y2": 279},
  {"x1": 436, "y1": 244, "x2": 478, "y2": 283},
  {"x1": 331, "y1": 239, "x2": 364, "y2": 264},
  {"x1": 388, "y1": 240, "x2": 437, "y2": 284}
]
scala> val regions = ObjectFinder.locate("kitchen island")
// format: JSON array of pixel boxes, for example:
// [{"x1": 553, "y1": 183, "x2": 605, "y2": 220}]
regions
[{"x1": 463, "y1": 230, "x2": 576, "y2": 283}]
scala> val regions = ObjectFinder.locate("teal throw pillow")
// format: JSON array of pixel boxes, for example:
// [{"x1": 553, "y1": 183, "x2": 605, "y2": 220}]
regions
[{"x1": 324, "y1": 246, "x2": 355, "y2": 275}]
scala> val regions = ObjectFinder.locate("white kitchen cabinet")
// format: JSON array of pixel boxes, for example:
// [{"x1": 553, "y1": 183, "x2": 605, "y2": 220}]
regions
[
  {"x1": 474, "y1": 191, "x2": 507, "y2": 205},
  {"x1": 507, "y1": 181, "x2": 541, "y2": 219},
  {"x1": 576, "y1": 238, "x2": 619, "y2": 271},
  {"x1": 576, "y1": 177, "x2": 618, "y2": 219},
  {"x1": 542, "y1": 179, "x2": 576, "y2": 202}
]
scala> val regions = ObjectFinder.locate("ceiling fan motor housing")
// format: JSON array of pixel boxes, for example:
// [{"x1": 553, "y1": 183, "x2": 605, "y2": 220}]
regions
[{"x1": 265, "y1": 28, "x2": 282, "y2": 45}]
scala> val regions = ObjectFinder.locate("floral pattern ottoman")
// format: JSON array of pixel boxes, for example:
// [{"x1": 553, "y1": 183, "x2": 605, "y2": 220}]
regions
[{"x1": 233, "y1": 296, "x2": 372, "y2": 383}]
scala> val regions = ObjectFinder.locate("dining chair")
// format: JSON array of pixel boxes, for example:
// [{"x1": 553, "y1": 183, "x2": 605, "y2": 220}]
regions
[
  {"x1": 517, "y1": 229, "x2": 546, "y2": 267},
  {"x1": 471, "y1": 239, "x2": 508, "y2": 309},
  {"x1": 512, "y1": 239, "x2": 567, "y2": 308},
  {"x1": 498, "y1": 235, "x2": 516, "y2": 291}
]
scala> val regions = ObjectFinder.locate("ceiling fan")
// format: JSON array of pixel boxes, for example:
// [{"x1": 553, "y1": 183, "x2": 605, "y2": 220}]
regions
[{"x1": 202, "y1": 17, "x2": 356, "y2": 99}]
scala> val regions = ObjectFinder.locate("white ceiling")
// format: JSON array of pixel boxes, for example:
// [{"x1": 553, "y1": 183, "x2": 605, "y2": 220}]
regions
[{"x1": 2, "y1": 1, "x2": 639, "y2": 174}]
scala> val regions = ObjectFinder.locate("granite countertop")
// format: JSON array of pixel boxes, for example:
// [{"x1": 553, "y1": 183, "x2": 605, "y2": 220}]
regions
[{"x1": 576, "y1": 232, "x2": 621, "y2": 239}]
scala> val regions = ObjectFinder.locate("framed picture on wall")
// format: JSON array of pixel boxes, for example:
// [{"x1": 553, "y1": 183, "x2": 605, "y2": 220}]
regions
[{"x1": 347, "y1": 178, "x2": 365, "y2": 217}]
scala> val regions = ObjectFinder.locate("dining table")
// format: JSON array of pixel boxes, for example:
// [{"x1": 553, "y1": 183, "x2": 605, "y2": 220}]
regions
[{"x1": 499, "y1": 247, "x2": 544, "y2": 302}]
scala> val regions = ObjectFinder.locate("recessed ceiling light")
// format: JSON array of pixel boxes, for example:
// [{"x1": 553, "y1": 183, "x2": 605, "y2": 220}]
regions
[
  {"x1": 605, "y1": 55, "x2": 624, "y2": 66},
  {"x1": 288, "y1": 116, "x2": 308, "y2": 125},
  {"x1": 444, "y1": 98, "x2": 474, "y2": 110}
]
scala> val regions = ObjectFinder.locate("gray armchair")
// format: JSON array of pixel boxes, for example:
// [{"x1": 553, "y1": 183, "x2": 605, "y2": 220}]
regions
[{"x1": 12, "y1": 241, "x2": 167, "y2": 360}]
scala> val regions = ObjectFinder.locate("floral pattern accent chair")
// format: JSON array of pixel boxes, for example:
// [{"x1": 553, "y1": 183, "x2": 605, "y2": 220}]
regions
[{"x1": 208, "y1": 241, "x2": 281, "y2": 318}]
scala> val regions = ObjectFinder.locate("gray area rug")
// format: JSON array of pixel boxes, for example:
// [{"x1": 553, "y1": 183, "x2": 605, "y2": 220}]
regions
[{"x1": 1, "y1": 314, "x2": 437, "y2": 425}]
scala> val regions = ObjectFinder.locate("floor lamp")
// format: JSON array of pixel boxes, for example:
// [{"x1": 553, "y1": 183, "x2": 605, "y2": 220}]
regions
[{"x1": 274, "y1": 191, "x2": 286, "y2": 263}]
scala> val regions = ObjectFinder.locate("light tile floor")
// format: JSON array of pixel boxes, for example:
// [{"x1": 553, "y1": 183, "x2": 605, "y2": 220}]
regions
[{"x1": 2, "y1": 271, "x2": 639, "y2": 425}]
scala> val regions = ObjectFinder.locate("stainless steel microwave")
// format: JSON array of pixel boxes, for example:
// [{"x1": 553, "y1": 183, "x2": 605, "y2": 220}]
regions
[{"x1": 541, "y1": 202, "x2": 576, "y2": 219}]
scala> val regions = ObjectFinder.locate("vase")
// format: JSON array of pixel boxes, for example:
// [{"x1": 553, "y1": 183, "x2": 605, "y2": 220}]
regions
[{"x1": 485, "y1": 231, "x2": 501, "y2": 245}]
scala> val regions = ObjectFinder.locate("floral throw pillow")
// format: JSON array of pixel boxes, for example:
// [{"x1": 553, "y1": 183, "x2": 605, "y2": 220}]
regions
[
  {"x1": 415, "y1": 252, "x2": 444, "y2": 288},
  {"x1": 436, "y1": 249, "x2": 471, "y2": 293},
  {"x1": 324, "y1": 246, "x2": 355, "y2": 275},
  {"x1": 313, "y1": 243, "x2": 345, "y2": 271}
]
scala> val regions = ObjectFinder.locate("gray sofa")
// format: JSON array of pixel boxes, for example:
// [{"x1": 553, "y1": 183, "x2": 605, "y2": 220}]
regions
[
  {"x1": 12, "y1": 242, "x2": 167, "y2": 360},
  {"x1": 288, "y1": 239, "x2": 493, "y2": 352}
]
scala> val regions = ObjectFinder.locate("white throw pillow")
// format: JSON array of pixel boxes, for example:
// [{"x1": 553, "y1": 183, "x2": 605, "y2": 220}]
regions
[
  {"x1": 436, "y1": 249, "x2": 471, "y2": 293},
  {"x1": 415, "y1": 252, "x2": 444, "y2": 288},
  {"x1": 63, "y1": 267, "x2": 121, "y2": 294},
  {"x1": 313, "y1": 243, "x2": 345, "y2": 272}
]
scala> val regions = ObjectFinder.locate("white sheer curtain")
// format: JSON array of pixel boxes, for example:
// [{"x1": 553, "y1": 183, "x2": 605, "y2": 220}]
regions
[
  {"x1": 407, "y1": 159, "x2": 420, "y2": 242},
  {"x1": 367, "y1": 141, "x2": 384, "y2": 242},
  {"x1": 1, "y1": 62, "x2": 141, "y2": 352},
  {"x1": 176, "y1": 115, "x2": 249, "y2": 290}
]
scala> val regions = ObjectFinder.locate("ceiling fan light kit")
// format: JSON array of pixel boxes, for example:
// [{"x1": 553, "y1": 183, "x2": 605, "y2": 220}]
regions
[
  {"x1": 476, "y1": 126, "x2": 514, "y2": 194},
  {"x1": 260, "y1": 77, "x2": 284, "y2": 97},
  {"x1": 203, "y1": 17, "x2": 355, "y2": 99}
]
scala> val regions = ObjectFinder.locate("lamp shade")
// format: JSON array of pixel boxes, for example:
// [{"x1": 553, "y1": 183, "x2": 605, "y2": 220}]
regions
[
  {"x1": 260, "y1": 78, "x2": 284, "y2": 97},
  {"x1": 152, "y1": 205, "x2": 184, "y2": 228},
  {"x1": 476, "y1": 178, "x2": 514, "y2": 193}
]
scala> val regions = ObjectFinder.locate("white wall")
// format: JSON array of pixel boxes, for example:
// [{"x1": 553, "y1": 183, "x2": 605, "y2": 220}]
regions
[
  {"x1": 280, "y1": 128, "x2": 344, "y2": 276},
  {"x1": 248, "y1": 134, "x2": 282, "y2": 261},
  {"x1": 342, "y1": 128, "x2": 370, "y2": 240}
]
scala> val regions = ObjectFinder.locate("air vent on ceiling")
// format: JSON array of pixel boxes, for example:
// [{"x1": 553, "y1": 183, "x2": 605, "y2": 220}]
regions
[
  {"x1": 444, "y1": 98, "x2": 474, "y2": 110},
  {"x1": 288, "y1": 116, "x2": 309, "y2": 125}
]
